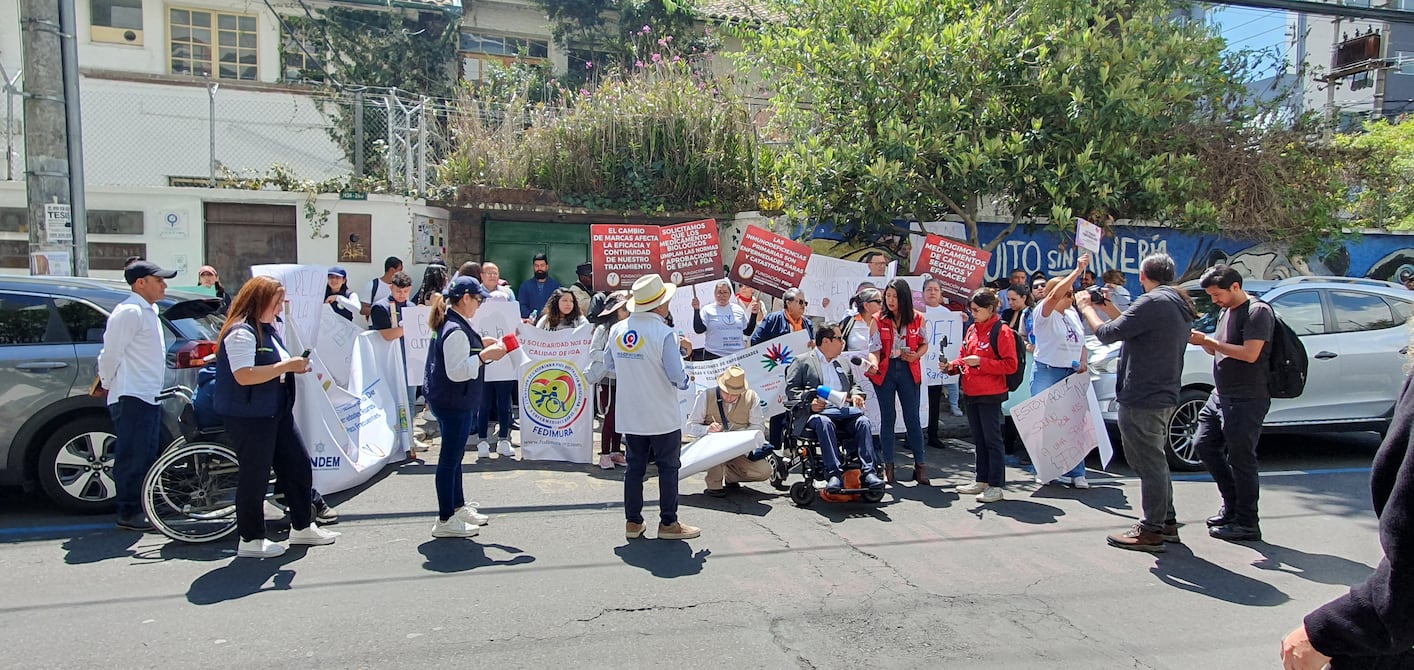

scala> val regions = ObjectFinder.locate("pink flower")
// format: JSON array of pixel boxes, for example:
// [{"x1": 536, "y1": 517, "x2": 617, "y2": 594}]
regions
[
  {"x1": 580, "y1": 88, "x2": 590, "y2": 95},
  {"x1": 651, "y1": 53, "x2": 662, "y2": 63},
  {"x1": 673, "y1": 55, "x2": 680, "y2": 62},
  {"x1": 635, "y1": 60, "x2": 645, "y2": 68},
  {"x1": 642, "y1": 25, "x2": 651, "y2": 34},
  {"x1": 585, "y1": 61, "x2": 593, "y2": 69},
  {"x1": 658, "y1": 38, "x2": 667, "y2": 47},
  {"x1": 665, "y1": 35, "x2": 673, "y2": 42}
]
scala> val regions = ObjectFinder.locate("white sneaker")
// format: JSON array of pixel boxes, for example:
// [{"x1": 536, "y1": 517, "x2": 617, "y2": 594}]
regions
[
  {"x1": 1054, "y1": 476, "x2": 1073, "y2": 486},
  {"x1": 977, "y1": 487, "x2": 1005, "y2": 503},
  {"x1": 1034, "y1": 475, "x2": 1047, "y2": 485},
  {"x1": 1072, "y1": 476, "x2": 1090, "y2": 489},
  {"x1": 598, "y1": 454, "x2": 615, "y2": 470},
  {"x1": 237, "y1": 538, "x2": 286, "y2": 558},
  {"x1": 289, "y1": 523, "x2": 340, "y2": 546},
  {"x1": 432, "y1": 517, "x2": 480, "y2": 538},
  {"x1": 455, "y1": 504, "x2": 490, "y2": 526},
  {"x1": 955, "y1": 482, "x2": 988, "y2": 495},
  {"x1": 497, "y1": 439, "x2": 515, "y2": 457},
  {"x1": 412, "y1": 439, "x2": 431, "y2": 453},
  {"x1": 950, "y1": 407, "x2": 964, "y2": 417},
  {"x1": 477, "y1": 441, "x2": 491, "y2": 459}
]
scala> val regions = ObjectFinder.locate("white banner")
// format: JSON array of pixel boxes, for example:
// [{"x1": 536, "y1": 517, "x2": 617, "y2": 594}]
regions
[
  {"x1": 923, "y1": 307, "x2": 966, "y2": 387},
  {"x1": 470, "y1": 301, "x2": 522, "y2": 382},
  {"x1": 252, "y1": 264, "x2": 331, "y2": 347},
  {"x1": 402, "y1": 305, "x2": 434, "y2": 387},
  {"x1": 679, "y1": 430, "x2": 764, "y2": 480},
  {"x1": 851, "y1": 357, "x2": 929, "y2": 436},
  {"x1": 679, "y1": 330, "x2": 810, "y2": 430},
  {"x1": 316, "y1": 308, "x2": 364, "y2": 388},
  {"x1": 801, "y1": 255, "x2": 871, "y2": 324},
  {"x1": 516, "y1": 324, "x2": 596, "y2": 463},
  {"x1": 670, "y1": 286, "x2": 707, "y2": 352},
  {"x1": 1008, "y1": 372, "x2": 1114, "y2": 483}
]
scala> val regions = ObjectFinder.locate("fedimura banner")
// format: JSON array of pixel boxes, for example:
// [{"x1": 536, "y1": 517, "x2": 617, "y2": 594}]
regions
[{"x1": 516, "y1": 324, "x2": 596, "y2": 463}]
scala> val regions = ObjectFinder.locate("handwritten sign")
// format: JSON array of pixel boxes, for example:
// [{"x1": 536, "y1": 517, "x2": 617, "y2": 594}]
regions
[
  {"x1": 730, "y1": 226, "x2": 812, "y2": 298},
  {"x1": 401, "y1": 305, "x2": 434, "y2": 386},
  {"x1": 913, "y1": 234, "x2": 991, "y2": 304},
  {"x1": 659, "y1": 218, "x2": 724, "y2": 286},
  {"x1": 922, "y1": 307, "x2": 966, "y2": 387},
  {"x1": 316, "y1": 307, "x2": 365, "y2": 388},
  {"x1": 1076, "y1": 217, "x2": 1102, "y2": 254},
  {"x1": 801, "y1": 254, "x2": 871, "y2": 323},
  {"x1": 469, "y1": 300, "x2": 523, "y2": 382},
  {"x1": 1008, "y1": 372, "x2": 1114, "y2": 483},
  {"x1": 252, "y1": 264, "x2": 332, "y2": 347}
]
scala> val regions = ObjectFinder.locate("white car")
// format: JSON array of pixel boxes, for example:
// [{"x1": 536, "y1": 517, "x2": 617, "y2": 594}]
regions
[{"x1": 1090, "y1": 276, "x2": 1411, "y2": 470}]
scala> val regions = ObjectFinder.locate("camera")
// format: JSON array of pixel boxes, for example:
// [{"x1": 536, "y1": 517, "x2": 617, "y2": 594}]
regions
[{"x1": 1086, "y1": 285, "x2": 1108, "y2": 305}]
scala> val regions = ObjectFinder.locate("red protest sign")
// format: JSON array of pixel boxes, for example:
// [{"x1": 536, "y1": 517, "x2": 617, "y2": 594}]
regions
[
  {"x1": 913, "y1": 234, "x2": 992, "y2": 303},
  {"x1": 591, "y1": 224, "x2": 659, "y2": 291},
  {"x1": 730, "y1": 226, "x2": 812, "y2": 298},
  {"x1": 659, "y1": 218, "x2": 724, "y2": 287}
]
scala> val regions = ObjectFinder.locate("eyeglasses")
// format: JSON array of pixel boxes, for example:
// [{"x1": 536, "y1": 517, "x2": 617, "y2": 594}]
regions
[
  {"x1": 866, "y1": 299, "x2": 882, "y2": 304},
  {"x1": 1031, "y1": 284, "x2": 1046, "y2": 290},
  {"x1": 793, "y1": 299, "x2": 809, "y2": 306}
]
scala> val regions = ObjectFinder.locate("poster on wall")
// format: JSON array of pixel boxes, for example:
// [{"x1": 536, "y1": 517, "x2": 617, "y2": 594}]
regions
[
  {"x1": 30, "y1": 251, "x2": 71, "y2": 276},
  {"x1": 729, "y1": 226, "x2": 812, "y2": 298},
  {"x1": 414, "y1": 215, "x2": 446, "y2": 263},
  {"x1": 914, "y1": 234, "x2": 991, "y2": 303},
  {"x1": 338, "y1": 213, "x2": 373, "y2": 263}
]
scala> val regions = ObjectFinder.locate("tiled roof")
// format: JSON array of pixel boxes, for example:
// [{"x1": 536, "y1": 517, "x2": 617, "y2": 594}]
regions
[{"x1": 693, "y1": 0, "x2": 782, "y2": 23}]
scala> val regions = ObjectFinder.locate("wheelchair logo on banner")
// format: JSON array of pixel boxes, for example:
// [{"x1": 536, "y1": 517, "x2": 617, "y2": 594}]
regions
[{"x1": 523, "y1": 360, "x2": 589, "y2": 436}]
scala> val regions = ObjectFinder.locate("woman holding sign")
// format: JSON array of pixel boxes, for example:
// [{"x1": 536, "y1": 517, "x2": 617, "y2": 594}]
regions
[
  {"x1": 692, "y1": 280, "x2": 762, "y2": 360},
  {"x1": 868, "y1": 279, "x2": 929, "y2": 485},
  {"x1": 1031, "y1": 257, "x2": 1093, "y2": 489}
]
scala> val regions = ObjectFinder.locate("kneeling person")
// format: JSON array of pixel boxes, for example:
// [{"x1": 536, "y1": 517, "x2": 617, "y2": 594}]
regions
[
  {"x1": 785, "y1": 326, "x2": 885, "y2": 492},
  {"x1": 687, "y1": 366, "x2": 775, "y2": 497}
]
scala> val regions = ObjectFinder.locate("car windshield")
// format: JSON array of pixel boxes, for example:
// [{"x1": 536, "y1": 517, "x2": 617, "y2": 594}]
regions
[{"x1": 1189, "y1": 289, "x2": 1266, "y2": 334}]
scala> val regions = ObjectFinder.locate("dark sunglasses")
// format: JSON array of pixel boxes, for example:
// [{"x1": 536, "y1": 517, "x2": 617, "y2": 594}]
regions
[{"x1": 793, "y1": 299, "x2": 809, "y2": 306}]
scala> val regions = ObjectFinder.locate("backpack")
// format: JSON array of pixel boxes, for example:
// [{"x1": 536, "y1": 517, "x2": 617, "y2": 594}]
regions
[
  {"x1": 988, "y1": 320, "x2": 1027, "y2": 393},
  {"x1": 1260, "y1": 301, "x2": 1308, "y2": 399}
]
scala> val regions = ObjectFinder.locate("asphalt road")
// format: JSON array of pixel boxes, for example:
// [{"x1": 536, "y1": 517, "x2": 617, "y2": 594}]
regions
[{"x1": 0, "y1": 430, "x2": 1386, "y2": 669}]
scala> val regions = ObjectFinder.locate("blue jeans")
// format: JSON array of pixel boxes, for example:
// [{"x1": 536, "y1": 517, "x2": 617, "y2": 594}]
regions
[
  {"x1": 1031, "y1": 362, "x2": 1088, "y2": 479},
  {"x1": 109, "y1": 396, "x2": 163, "y2": 519},
  {"x1": 875, "y1": 361, "x2": 924, "y2": 466},
  {"x1": 624, "y1": 430, "x2": 682, "y2": 526},
  {"x1": 476, "y1": 381, "x2": 514, "y2": 440},
  {"x1": 807, "y1": 408, "x2": 877, "y2": 477},
  {"x1": 431, "y1": 404, "x2": 476, "y2": 521}
]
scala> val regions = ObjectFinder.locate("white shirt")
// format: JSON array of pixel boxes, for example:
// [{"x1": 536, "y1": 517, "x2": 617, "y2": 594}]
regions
[
  {"x1": 438, "y1": 326, "x2": 485, "y2": 383},
  {"x1": 97, "y1": 293, "x2": 166, "y2": 405},
  {"x1": 685, "y1": 388, "x2": 766, "y2": 437},
  {"x1": 367, "y1": 278, "x2": 393, "y2": 307},
  {"x1": 535, "y1": 315, "x2": 588, "y2": 331},
  {"x1": 222, "y1": 325, "x2": 291, "y2": 370},
  {"x1": 815, "y1": 348, "x2": 845, "y2": 396},
  {"x1": 700, "y1": 302, "x2": 749, "y2": 356},
  {"x1": 1032, "y1": 305, "x2": 1085, "y2": 368}
]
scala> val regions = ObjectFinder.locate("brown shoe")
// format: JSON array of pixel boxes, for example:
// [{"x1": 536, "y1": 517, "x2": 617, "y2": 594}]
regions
[
  {"x1": 625, "y1": 522, "x2": 646, "y2": 539},
  {"x1": 1161, "y1": 522, "x2": 1181, "y2": 543},
  {"x1": 912, "y1": 463, "x2": 930, "y2": 486},
  {"x1": 885, "y1": 464, "x2": 896, "y2": 484},
  {"x1": 658, "y1": 522, "x2": 701, "y2": 540},
  {"x1": 1106, "y1": 525, "x2": 1167, "y2": 553}
]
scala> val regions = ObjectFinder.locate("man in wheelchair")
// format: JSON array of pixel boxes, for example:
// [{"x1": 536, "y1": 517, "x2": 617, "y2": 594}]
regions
[{"x1": 784, "y1": 326, "x2": 886, "y2": 492}]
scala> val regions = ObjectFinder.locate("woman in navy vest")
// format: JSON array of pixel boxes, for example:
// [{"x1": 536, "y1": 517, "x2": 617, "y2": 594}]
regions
[
  {"x1": 213, "y1": 276, "x2": 340, "y2": 559},
  {"x1": 424, "y1": 276, "x2": 508, "y2": 539}
]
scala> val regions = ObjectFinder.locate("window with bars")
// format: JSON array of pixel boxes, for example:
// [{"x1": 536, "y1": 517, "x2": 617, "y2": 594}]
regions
[
  {"x1": 169, "y1": 7, "x2": 257, "y2": 81},
  {"x1": 282, "y1": 27, "x2": 325, "y2": 83},
  {"x1": 459, "y1": 30, "x2": 549, "y2": 82}
]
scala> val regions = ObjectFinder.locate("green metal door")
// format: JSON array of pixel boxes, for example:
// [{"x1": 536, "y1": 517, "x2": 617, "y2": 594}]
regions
[{"x1": 483, "y1": 220, "x2": 590, "y2": 298}]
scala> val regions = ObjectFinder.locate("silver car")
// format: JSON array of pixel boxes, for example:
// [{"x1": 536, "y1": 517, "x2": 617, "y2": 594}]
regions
[
  {"x1": 0, "y1": 276, "x2": 224, "y2": 512},
  {"x1": 1090, "y1": 276, "x2": 1410, "y2": 470}
]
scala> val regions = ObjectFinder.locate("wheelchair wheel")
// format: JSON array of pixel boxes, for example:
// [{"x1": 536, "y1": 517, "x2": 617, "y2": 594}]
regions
[
  {"x1": 789, "y1": 481, "x2": 815, "y2": 507},
  {"x1": 768, "y1": 453, "x2": 789, "y2": 491},
  {"x1": 860, "y1": 488, "x2": 886, "y2": 503},
  {"x1": 142, "y1": 441, "x2": 240, "y2": 543}
]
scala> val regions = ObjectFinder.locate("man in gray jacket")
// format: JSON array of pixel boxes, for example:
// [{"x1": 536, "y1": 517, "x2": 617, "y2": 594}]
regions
[{"x1": 784, "y1": 325, "x2": 885, "y2": 492}]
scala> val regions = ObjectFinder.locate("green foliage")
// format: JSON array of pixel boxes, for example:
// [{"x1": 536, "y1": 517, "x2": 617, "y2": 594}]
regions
[{"x1": 1339, "y1": 117, "x2": 1414, "y2": 230}]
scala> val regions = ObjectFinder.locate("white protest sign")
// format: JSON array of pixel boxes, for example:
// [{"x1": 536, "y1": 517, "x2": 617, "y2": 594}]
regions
[
  {"x1": 680, "y1": 330, "x2": 810, "y2": 430},
  {"x1": 253, "y1": 264, "x2": 331, "y2": 347},
  {"x1": 679, "y1": 430, "x2": 764, "y2": 480},
  {"x1": 801, "y1": 255, "x2": 871, "y2": 323},
  {"x1": 1008, "y1": 372, "x2": 1113, "y2": 483},
  {"x1": 316, "y1": 308, "x2": 365, "y2": 388},
  {"x1": 669, "y1": 286, "x2": 706, "y2": 351},
  {"x1": 1076, "y1": 217, "x2": 1103, "y2": 254},
  {"x1": 401, "y1": 305, "x2": 434, "y2": 386},
  {"x1": 470, "y1": 300, "x2": 522, "y2": 382},
  {"x1": 850, "y1": 357, "x2": 929, "y2": 436},
  {"x1": 517, "y1": 324, "x2": 596, "y2": 463},
  {"x1": 923, "y1": 307, "x2": 966, "y2": 387}
]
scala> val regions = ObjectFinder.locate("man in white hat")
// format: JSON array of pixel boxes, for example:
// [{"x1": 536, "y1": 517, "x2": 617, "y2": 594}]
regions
[
  {"x1": 606, "y1": 274, "x2": 700, "y2": 540},
  {"x1": 687, "y1": 366, "x2": 775, "y2": 497}
]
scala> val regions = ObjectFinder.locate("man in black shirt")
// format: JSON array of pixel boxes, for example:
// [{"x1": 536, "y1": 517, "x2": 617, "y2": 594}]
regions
[{"x1": 1188, "y1": 265, "x2": 1274, "y2": 542}]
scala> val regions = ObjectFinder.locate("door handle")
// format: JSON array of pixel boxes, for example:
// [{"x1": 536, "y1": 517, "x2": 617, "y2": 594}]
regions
[
  {"x1": 1402, "y1": 347, "x2": 1410, "y2": 356},
  {"x1": 1314, "y1": 351, "x2": 1338, "y2": 360},
  {"x1": 16, "y1": 362, "x2": 70, "y2": 371}
]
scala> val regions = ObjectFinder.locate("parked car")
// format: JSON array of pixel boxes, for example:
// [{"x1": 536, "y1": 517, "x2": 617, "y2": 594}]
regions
[
  {"x1": 1090, "y1": 276, "x2": 1411, "y2": 470},
  {"x1": 0, "y1": 275, "x2": 224, "y2": 512}
]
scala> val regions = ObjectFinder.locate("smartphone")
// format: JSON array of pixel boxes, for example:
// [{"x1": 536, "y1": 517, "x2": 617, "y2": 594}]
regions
[{"x1": 300, "y1": 348, "x2": 312, "y2": 358}]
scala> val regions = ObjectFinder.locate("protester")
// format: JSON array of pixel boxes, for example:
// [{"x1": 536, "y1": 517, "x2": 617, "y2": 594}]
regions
[
  {"x1": 1032, "y1": 260, "x2": 1093, "y2": 488},
  {"x1": 1002, "y1": 284, "x2": 1030, "y2": 332},
  {"x1": 946, "y1": 288, "x2": 1018, "y2": 503},
  {"x1": 921, "y1": 279, "x2": 962, "y2": 433},
  {"x1": 423, "y1": 276, "x2": 508, "y2": 539},
  {"x1": 1280, "y1": 368, "x2": 1414, "y2": 670},
  {"x1": 361, "y1": 256, "x2": 403, "y2": 318},
  {"x1": 733, "y1": 285, "x2": 759, "y2": 313},
  {"x1": 868, "y1": 278, "x2": 929, "y2": 485},
  {"x1": 785, "y1": 325, "x2": 885, "y2": 492},
  {"x1": 1078, "y1": 269, "x2": 1097, "y2": 290},
  {"x1": 587, "y1": 291, "x2": 631, "y2": 470},
  {"x1": 536, "y1": 288, "x2": 588, "y2": 330},
  {"x1": 862, "y1": 251, "x2": 891, "y2": 277},
  {"x1": 369, "y1": 271, "x2": 423, "y2": 453},
  {"x1": 480, "y1": 262, "x2": 515, "y2": 302},
  {"x1": 453, "y1": 261, "x2": 481, "y2": 283},
  {"x1": 692, "y1": 280, "x2": 761, "y2": 360},
  {"x1": 1102, "y1": 269, "x2": 1133, "y2": 312},
  {"x1": 606, "y1": 274, "x2": 699, "y2": 540},
  {"x1": 518, "y1": 252, "x2": 562, "y2": 320},
  {"x1": 751, "y1": 287, "x2": 814, "y2": 345},
  {"x1": 686, "y1": 366, "x2": 775, "y2": 496},
  {"x1": 1008, "y1": 268, "x2": 1029, "y2": 289},
  {"x1": 414, "y1": 264, "x2": 450, "y2": 306},
  {"x1": 1076, "y1": 252, "x2": 1197, "y2": 553},
  {"x1": 196, "y1": 265, "x2": 230, "y2": 312},
  {"x1": 97, "y1": 260, "x2": 178, "y2": 531},
  {"x1": 1188, "y1": 264, "x2": 1274, "y2": 542},
  {"x1": 213, "y1": 275, "x2": 339, "y2": 558},
  {"x1": 568, "y1": 263, "x2": 595, "y2": 316},
  {"x1": 324, "y1": 266, "x2": 360, "y2": 322}
]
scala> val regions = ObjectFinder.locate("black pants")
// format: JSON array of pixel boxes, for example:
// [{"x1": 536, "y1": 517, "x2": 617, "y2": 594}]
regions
[
  {"x1": 224, "y1": 412, "x2": 314, "y2": 542},
  {"x1": 965, "y1": 401, "x2": 1006, "y2": 487},
  {"x1": 926, "y1": 385, "x2": 942, "y2": 445},
  {"x1": 1194, "y1": 392, "x2": 1270, "y2": 527}
]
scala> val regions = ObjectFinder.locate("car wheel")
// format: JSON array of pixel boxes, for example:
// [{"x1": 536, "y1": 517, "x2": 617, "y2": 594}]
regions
[
  {"x1": 1166, "y1": 389, "x2": 1210, "y2": 472},
  {"x1": 37, "y1": 415, "x2": 120, "y2": 514}
]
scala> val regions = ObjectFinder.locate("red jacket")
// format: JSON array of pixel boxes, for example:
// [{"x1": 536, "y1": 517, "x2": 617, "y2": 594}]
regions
[
  {"x1": 949, "y1": 315, "x2": 1018, "y2": 398},
  {"x1": 867, "y1": 312, "x2": 926, "y2": 386}
]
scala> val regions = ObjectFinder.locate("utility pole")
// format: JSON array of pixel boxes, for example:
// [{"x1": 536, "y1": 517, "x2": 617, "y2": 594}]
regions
[
  {"x1": 58, "y1": 0, "x2": 87, "y2": 275},
  {"x1": 19, "y1": 0, "x2": 78, "y2": 276}
]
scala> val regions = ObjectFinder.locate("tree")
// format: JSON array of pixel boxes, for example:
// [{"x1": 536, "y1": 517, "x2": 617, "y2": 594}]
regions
[
  {"x1": 1339, "y1": 117, "x2": 1414, "y2": 231},
  {"x1": 737, "y1": 0, "x2": 1349, "y2": 253}
]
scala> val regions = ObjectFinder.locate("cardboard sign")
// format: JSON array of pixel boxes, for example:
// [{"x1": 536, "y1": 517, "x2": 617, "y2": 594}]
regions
[
  {"x1": 659, "y1": 218, "x2": 724, "y2": 286},
  {"x1": 1009, "y1": 372, "x2": 1114, "y2": 483},
  {"x1": 913, "y1": 234, "x2": 991, "y2": 303},
  {"x1": 591, "y1": 225, "x2": 659, "y2": 291},
  {"x1": 401, "y1": 305, "x2": 434, "y2": 387},
  {"x1": 730, "y1": 226, "x2": 812, "y2": 298},
  {"x1": 801, "y1": 255, "x2": 871, "y2": 324},
  {"x1": 1076, "y1": 217, "x2": 1103, "y2": 254}
]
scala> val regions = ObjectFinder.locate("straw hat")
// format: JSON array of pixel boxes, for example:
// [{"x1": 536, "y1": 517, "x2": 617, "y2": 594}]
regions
[
  {"x1": 600, "y1": 290, "x2": 631, "y2": 315},
  {"x1": 717, "y1": 366, "x2": 749, "y2": 395},
  {"x1": 629, "y1": 274, "x2": 676, "y2": 312}
]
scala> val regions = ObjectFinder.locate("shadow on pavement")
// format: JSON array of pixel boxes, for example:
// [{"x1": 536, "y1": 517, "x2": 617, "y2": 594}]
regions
[
  {"x1": 887, "y1": 481, "x2": 960, "y2": 510},
  {"x1": 134, "y1": 541, "x2": 232, "y2": 563},
  {"x1": 968, "y1": 498, "x2": 1065, "y2": 524},
  {"x1": 1150, "y1": 543, "x2": 1289, "y2": 606},
  {"x1": 614, "y1": 540, "x2": 710, "y2": 578},
  {"x1": 186, "y1": 547, "x2": 306, "y2": 605},
  {"x1": 417, "y1": 540, "x2": 536, "y2": 573},
  {"x1": 680, "y1": 487, "x2": 775, "y2": 517},
  {"x1": 1029, "y1": 483, "x2": 1137, "y2": 522},
  {"x1": 1249, "y1": 542, "x2": 1376, "y2": 586},
  {"x1": 61, "y1": 530, "x2": 142, "y2": 564}
]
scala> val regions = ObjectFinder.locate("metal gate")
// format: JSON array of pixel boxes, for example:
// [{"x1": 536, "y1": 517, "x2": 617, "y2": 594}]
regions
[{"x1": 202, "y1": 203, "x2": 297, "y2": 289}]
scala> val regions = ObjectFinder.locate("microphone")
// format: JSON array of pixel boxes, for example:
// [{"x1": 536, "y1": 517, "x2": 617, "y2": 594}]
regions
[{"x1": 850, "y1": 356, "x2": 864, "y2": 366}]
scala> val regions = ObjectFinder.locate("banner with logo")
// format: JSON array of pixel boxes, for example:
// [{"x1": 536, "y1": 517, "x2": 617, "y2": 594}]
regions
[
  {"x1": 729, "y1": 226, "x2": 812, "y2": 298},
  {"x1": 591, "y1": 220, "x2": 724, "y2": 292},
  {"x1": 516, "y1": 324, "x2": 596, "y2": 463},
  {"x1": 402, "y1": 305, "x2": 434, "y2": 386},
  {"x1": 252, "y1": 264, "x2": 332, "y2": 346},
  {"x1": 659, "y1": 218, "x2": 724, "y2": 287},
  {"x1": 913, "y1": 234, "x2": 991, "y2": 304},
  {"x1": 678, "y1": 330, "x2": 810, "y2": 430},
  {"x1": 470, "y1": 300, "x2": 522, "y2": 382},
  {"x1": 1009, "y1": 371, "x2": 1114, "y2": 483}
]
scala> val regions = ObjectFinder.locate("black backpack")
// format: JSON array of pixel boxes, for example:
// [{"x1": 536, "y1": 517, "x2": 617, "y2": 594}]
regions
[
  {"x1": 1260, "y1": 301, "x2": 1308, "y2": 399},
  {"x1": 988, "y1": 320, "x2": 1027, "y2": 393}
]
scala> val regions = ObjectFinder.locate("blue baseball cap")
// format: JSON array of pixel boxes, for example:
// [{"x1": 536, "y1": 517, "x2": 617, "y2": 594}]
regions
[
  {"x1": 445, "y1": 276, "x2": 491, "y2": 301},
  {"x1": 328, "y1": 266, "x2": 348, "y2": 278}
]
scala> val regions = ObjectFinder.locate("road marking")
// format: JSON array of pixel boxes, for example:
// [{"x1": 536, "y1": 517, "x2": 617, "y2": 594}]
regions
[
  {"x1": 1085, "y1": 465, "x2": 1371, "y2": 484},
  {"x1": 0, "y1": 522, "x2": 114, "y2": 539}
]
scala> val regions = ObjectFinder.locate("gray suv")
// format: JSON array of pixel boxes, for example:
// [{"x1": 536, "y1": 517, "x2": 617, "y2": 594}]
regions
[
  {"x1": 0, "y1": 276, "x2": 224, "y2": 512},
  {"x1": 1091, "y1": 276, "x2": 1411, "y2": 470}
]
